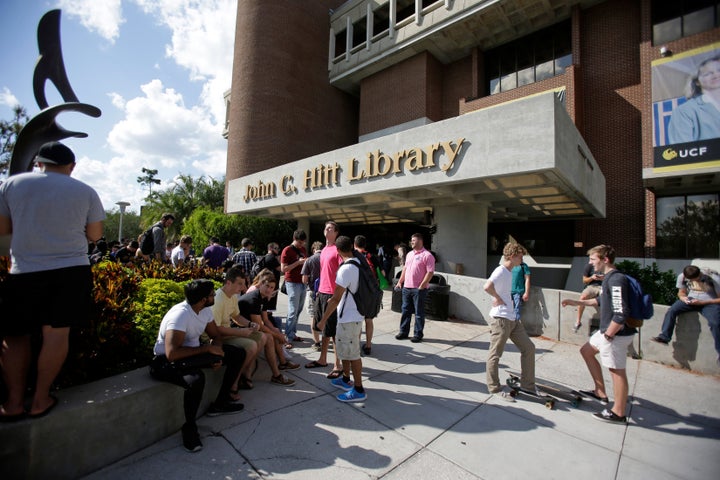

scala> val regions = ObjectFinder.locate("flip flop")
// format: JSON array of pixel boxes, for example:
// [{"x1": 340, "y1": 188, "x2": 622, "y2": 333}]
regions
[
  {"x1": 326, "y1": 369, "x2": 343, "y2": 379},
  {"x1": 28, "y1": 395, "x2": 58, "y2": 418},
  {"x1": 305, "y1": 360, "x2": 329, "y2": 369}
]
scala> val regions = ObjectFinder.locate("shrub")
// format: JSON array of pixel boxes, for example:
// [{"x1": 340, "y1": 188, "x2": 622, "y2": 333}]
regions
[
  {"x1": 132, "y1": 278, "x2": 186, "y2": 355},
  {"x1": 615, "y1": 260, "x2": 677, "y2": 306}
]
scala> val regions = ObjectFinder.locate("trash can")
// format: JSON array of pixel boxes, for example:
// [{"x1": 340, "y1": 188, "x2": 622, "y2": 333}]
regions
[{"x1": 390, "y1": 273, "x2": 450, "y2": 321}]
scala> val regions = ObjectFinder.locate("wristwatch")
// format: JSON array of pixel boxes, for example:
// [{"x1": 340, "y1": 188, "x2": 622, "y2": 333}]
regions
[{"x1": 604, "y1": 333, "x2": 614, "y2": 341}]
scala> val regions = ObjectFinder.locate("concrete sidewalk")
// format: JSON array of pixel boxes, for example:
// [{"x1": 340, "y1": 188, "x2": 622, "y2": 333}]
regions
[{"x1": 84, "y1": 294, "x2": 720, "y2": 480}]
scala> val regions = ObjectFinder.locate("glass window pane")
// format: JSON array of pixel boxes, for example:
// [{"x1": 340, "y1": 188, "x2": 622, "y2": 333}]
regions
[
  {"x1": 686, "y1": 194, "x2": 720, "y2": 258},
  {"x1": 518, "y1": 66, "x2": 535, "y2": 86},
  {"x1": 683, "y1": 7, "x2": 715, "y2": 37},
  {"x1": 555, "y1": 54, "x2": 572, "y2": 74},
  {"x1": 656, "y1": 196, "x2": 686, "y2": 258},
  {"x1": 653, "y1": 18, "x2": 682, "y2": 44},
  {"x1": 489, "y1": 77, "x2": 501, "y2": 95},
  {"x1": 536, "y1": 60, "x2": 555, "y2": 81},
  {"x1": 500, "y1": 72, "x2": 517, "y2": 91}
]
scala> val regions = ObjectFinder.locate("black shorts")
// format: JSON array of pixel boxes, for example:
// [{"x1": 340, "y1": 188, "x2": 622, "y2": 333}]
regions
[
  {"x1": 0, "y1": 265, "x2": 93, "y2": 336},
  {"x1": 314, "y1": 292, "x2": 337, "y2": 338}
]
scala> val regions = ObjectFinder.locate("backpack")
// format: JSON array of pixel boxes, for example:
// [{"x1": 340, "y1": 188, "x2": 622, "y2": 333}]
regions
[
  {"x1": 625, "y1": 274, "x2": 654, "y2": 328},
  {"x1": 250, "y1": 255, "x2": 267, "y2": 279},
  {"x1": 340, "y1": 256, "x2": 383, "y2": 319},
  {"x1": 139, "y1": 226, "x2": 155, "y2": 255}
]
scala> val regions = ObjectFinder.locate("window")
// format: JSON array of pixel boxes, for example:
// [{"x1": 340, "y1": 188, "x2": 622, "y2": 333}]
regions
[
  {"x1": 352, "y1": 17, "x2": 367, "y2": 50},
  {"x1": 373, "y1": 4, "x2": 390, "y2": 38},
  {"x1": 486, "y1": 20, "x2": 572, "y2": 95},
  {"x1": 656, "y1": 193, "x2": 720, "y2": 258},
  {"x1": 652, "y1": 1, "x2": 720, "y2": 45},
  {"x1": 334, "y1": 29, "x2": 347, "y2": 58}
]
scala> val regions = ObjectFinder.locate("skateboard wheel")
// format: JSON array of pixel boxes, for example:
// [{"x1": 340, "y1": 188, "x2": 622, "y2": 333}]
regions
[
  {"x1": 545, "y1": 400, "x2": 554, "y2": 409},
  {"x1": 510, "y1": 390, "x2": 518, "y2": 398}
]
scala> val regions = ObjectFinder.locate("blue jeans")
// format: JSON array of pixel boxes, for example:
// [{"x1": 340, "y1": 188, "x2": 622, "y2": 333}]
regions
[
  {"x1": 658, "y1": 300, "x2": 720, "y2": 355},
  {"x1": 512, "y1": 292, "x2": 524, "y2": 321},
  {"x1": 284, "y1": 281, "x2": 306, "y2": 341},
  {"x1": 399, "y1": 287, "x2": 427, "y2": 338}
]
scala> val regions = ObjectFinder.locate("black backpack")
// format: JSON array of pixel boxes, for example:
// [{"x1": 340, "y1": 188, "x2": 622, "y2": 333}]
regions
[
  {"x1": 250, "y1": 255, "x2": 267, "y2": 278},
  {"x1": 139, "y1": 226, "x2": 155, "y2": 255},
  {"x1": 340, "y1": 254, "x2": 383, "y2": 319}
]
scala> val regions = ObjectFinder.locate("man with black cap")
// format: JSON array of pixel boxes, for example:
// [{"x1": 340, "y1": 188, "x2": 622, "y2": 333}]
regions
[{"x1": 0, "y1": 141, "x2": 105, "y2": 421}]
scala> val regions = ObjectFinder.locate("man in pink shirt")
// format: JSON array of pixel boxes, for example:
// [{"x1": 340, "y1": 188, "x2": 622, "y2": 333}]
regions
[
  {"x1": 394, "y1": 233, "x2": 435, "y2": 342},
  {"x1": 305, "y1": 221, "x2": 344, "y2": 378}
]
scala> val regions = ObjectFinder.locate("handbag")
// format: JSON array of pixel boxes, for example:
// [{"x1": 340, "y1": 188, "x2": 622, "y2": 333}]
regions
[{"x1": 280, "y1": 280, "x2": 287, "y2": 295}]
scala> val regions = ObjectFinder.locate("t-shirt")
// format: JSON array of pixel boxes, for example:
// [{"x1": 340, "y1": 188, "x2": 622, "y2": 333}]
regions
[
  {"x1": 335, "y1": 261, "x2": 363, "y2": 324},
  {"x1": 0, "y1": 171, "x2": 105, "y2": 273},
  {"x1": 597, "y1": 269, "x2": 636, "y2": 337},
  {"x1": 153, "y1": 301, "x2": 214, "y2": 355},
  {"x1": 211, "y1": 287, "x2": 239, "y2": 328},
  {"x1": 488, "y1": 264, "x2": 514, "y2": 320},
  {"x1": 171, "y1": 245, "x2": 186, "y2": 267},
  {"x1": 318, "y1": 244, "x2": 343, "y2": 295},
  {"x1": 238, "y1": 289, "x2": 264, "y2": 319},
  {"x1": 678, "y1": 271, "x2": 720, "y2": 302},
  {"x1": 511, "y1": 262, "x2": 531, "y2": 295},
  {"x1": 403, "y1": 248, "x2": 435, "y2": 288},
  {"x1": 301, "y1": 251, "x2": 321, "y2": 287},
  {"x1": 281, "y1": 244, "x2": 307, "y2": 283},
  {"x1": 203, "y1": 244, "x2": 230, "y2": 268}
]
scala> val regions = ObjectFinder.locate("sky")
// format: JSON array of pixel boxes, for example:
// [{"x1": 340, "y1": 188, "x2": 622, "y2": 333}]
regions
[{"x1": 0, "y1": 0, "x2": 237, "y2": 214}]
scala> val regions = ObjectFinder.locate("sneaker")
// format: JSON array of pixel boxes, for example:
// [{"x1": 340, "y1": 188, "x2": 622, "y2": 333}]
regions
[
  {"x1": 337, "y1": 387, "x2": 367, "y2": 403},
  {"x1": 331, "y1": 376, "x2": 354, "y2": 391},
  {"x1": 181, "y1": 424, "x2": 202, "y2": 453},
  {"x1": 410, "y1": 336, "x2": 422, "y2": 343},
  {"x1": 271, "y1": 374, "x2": 296, "y2": 386},
  {"x1": 206, "y1": 401, "x2": 244, "y2": 417},
  {"x1": 572, "y1": 322, "x2": 582, "y2": 333},
  {"x1": 592, "y1": 408, "x2": 627, "y2": 424},
  {"x1": 493, "y1": 388, "x2": 516, "y2": 402},
  {"x1": 312, "y1": 342, "x2": 322, "y2": 351},
  {"x1": 651, "y1": 336, "x2": 669, "y2": 344},
  {"x1": 395, "y1": 333, "x2": 409, "y2": 340},
  {"x1": 279, "y1": 361, "x2": 300, "y2": 371}
]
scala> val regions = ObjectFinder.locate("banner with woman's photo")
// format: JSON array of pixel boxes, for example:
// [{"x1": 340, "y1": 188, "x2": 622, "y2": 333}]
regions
[{"x1": 652, "y1": 42, "x2": 720, "y2": 171}]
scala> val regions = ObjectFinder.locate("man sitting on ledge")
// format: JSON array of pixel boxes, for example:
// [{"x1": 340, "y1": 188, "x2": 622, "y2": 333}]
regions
[
  {"x1": 150, "y1": 279, "x2": 246, "y2": 452},
  {"x1": 651, "y1": 265, "x2": 720, "y2": 364}
]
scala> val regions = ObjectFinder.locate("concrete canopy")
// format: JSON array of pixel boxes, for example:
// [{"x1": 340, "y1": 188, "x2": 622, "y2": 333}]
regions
[{"x1": 226, "y1": 92, "x2": 605, "y2": 224}]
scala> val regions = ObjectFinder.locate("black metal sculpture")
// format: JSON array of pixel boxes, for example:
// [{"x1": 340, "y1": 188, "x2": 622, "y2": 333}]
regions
[{"x1": 8, "y1": 9, "x2": 101, "y2": 175}]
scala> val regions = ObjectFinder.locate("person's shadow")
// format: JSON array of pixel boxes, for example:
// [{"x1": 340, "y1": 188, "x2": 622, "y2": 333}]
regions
[{"x1": 670, "y1": 312, "x2": 701, "y2": 369}]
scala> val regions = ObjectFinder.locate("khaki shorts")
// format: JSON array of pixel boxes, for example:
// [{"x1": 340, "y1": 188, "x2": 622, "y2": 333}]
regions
[
  {"x1": 223, "y1": 331, "x2": 263, "y2": 350},
  {"x1": 581, "y1": 284, "x2": 601, "y2": 299},
  {"x1": 335, "y1": 321, "x2": 362, "y2": 361},
  {"x1": 589, "y1": 330, "x2": 634, "y2": 369}
]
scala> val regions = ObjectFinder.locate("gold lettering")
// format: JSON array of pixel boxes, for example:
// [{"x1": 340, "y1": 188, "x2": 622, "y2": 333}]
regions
[
  {"x1": 392, "y1": 150, "x2": 404, "y2": 174},
  {"x1": 347, "y1": 158, "x2": 364, "y2": 181},
  {"x1": 374, "y1": 151, "x2": 392, "y2": 176},
  {"x1": 404, "y1": 148, "x2": 423, "y2": 171},
  {"x1": 243, "y1": 180, "x2": 276, "y2": 202},
  {"x1": 302, "y1": 169, "x2": 314, "y2": 190},
  {"x1": 440, "y1": 138, "x2": 465, "y2": 172},
  {"x1": 328, "y1": 162, "x2": 340, "y2": 185},
  {"x1": 425, "y1": 144, "x2": 439, "y2": 168},
  {"x1": 281, "y1": 175, "x2": 297, "y2": 195}
]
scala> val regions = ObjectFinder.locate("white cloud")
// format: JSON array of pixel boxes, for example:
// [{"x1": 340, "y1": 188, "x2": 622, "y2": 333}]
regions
[
  {"x1": 133, "y1": 0, "x2": 235, "y2": 125},
  {"x1": 59, "y1": 0, "x2": 125, "y2": 43},
  {"x1": 73, "y1": 78, "x2": 227, "y2": 212},
  {"x1": 0, "y1": 87, "x2": 20, "y2": 108}
]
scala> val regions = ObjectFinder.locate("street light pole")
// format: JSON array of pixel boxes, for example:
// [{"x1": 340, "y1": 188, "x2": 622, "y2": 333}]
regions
[{"x1": 116, "y1": 201, "x2": 130, "y2": 243}]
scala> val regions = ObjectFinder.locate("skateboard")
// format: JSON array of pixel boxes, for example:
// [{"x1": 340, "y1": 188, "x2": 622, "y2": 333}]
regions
[
  {"x1": 504, "y1": 374, "x2": 555, "y2": 409},
  {"x1": 506, "y1": 370, "x2": 583, "y2": 408}
]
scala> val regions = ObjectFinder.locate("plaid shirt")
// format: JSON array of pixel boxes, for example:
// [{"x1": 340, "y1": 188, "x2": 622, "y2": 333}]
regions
[{"x1": 232, "y1": 248, "x2": 257, "y2": 276}]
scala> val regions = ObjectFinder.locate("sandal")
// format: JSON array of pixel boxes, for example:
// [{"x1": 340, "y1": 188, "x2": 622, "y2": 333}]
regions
[
  {"x1": 305, "y1": 360, "x2": 329, "y2": 369},
  {"x1": 327, "y1": 369, "x2": 343, "y2": 379},
  {"x1": 271, "y1": 374, "x2": 296, "y2": 387},
  {"x1": 572, "y1": 322, "x2": 583, "y2": 333},
  {"x1": 284, "y1": 343, "x2": 294, "y2": 350},
  {"x1": 238, "y1": 376, "x2": 254, "y2": 390}
]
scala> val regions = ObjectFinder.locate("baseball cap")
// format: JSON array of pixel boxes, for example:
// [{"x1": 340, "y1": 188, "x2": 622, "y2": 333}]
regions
[{"x1": 35, "y1": 142, "x2": 75, "y2": 166}]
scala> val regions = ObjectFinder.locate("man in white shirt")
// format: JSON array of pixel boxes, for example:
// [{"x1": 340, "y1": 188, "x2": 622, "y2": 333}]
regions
[{"x1": 317, "y1": 236, "x2": 367, "y2": 403}]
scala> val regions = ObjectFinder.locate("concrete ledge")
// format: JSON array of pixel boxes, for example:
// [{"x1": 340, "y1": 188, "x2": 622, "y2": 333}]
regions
[{"x1": 0, "y1": 365, "x2": 224, "y2": 479}]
